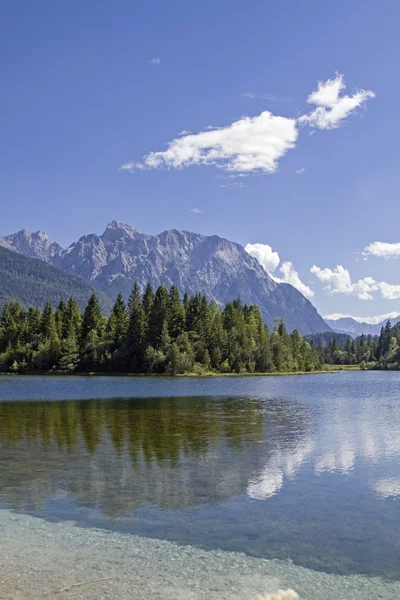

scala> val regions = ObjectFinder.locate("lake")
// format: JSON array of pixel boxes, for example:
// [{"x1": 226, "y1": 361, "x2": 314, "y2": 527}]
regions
[{"x1": 1, "y1": 371, "x2": 400, "y2": 599}]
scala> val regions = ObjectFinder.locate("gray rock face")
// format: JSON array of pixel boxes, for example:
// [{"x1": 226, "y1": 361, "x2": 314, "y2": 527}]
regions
[
  {"x1": 5, "y1": 229, "x2": 62, "y2": 262},
  {"x1": 5, "y1": 221, "x2": 329, "y2": 334},
  {"x1": 0, "y1": 237, "x2": 12, "y2": 251}
]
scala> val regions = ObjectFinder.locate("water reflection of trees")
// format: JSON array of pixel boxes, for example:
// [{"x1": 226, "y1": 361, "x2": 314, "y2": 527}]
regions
[
  {"x1": 0, "y1": 397, "x2": 311, "y2": 517},
  {"x1": 0, "y1": 397, "x2": 265, "y2": 458}
]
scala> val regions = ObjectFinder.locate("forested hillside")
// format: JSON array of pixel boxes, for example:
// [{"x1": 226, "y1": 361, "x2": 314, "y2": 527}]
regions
[
  {"x1": 0, "y1": 247, "x2": 112, "y2": 313},
  {"x1": 0, "y1": 283, "x2": 321, "y2": 375},
  {"x1": 310, "y1": 321, "x2": 400, "y2": 369}
]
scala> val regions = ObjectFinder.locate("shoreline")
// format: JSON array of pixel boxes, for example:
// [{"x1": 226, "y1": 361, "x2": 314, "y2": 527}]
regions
[
  {"x1": 0, "y1": 369, "x2": 342, "y2": 378},
  {"x1": 0, "y1": 509, "x2": 399, "y2": 600}
]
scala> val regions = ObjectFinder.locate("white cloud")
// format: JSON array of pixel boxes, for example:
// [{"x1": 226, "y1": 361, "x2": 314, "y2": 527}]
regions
[
  {"x1": 245, "y1": 243, "x2": 280, "y2": 274},
  {"x1": 311, "y1": 264, "x2": 400, "y2": 300},
  {"x1": 134, "y1": 112, "x2": 298, "y2": 174},
  {"x1": 324, "y1": 313, "x2": 356, "y2": 321},
  {"x1": 298, "y1": 73, "x2": 375, "y2": 130},
  {"x1": 178, "y1": 130, "x2": 191, "y2": 136},
  {"x1": 216, "y1": 173, "x2": 249, "y2": 179},
  {"x1": 242, "y1": 92, "x2": 292, "y2": 102},
  {"x1": 245, "y1": 244, "x2": 313, "y2": 297},
  {"x1": 118, "y1": 161, "x2": 145, "y2": 173},
  {"x1": 311, "y1": 265, "x2": 378, "y2": 300},
  {"x1": 363, "y1": 241, "x2": 400, "y2": 259},
  {"x1": 118, "y1": 162, "x2": 134, "y2": 172},
  {"x1": 324, "y1": 311, "x2": 400, "y2": 325},
  {"x1": 295, "y1": 167, "x2": 305, "y2": 175},
  {"x1": 277, "y1": 261, "x2": 314, "y2": 298},
  {"x1": 219, "y1": 181, "x2": 246, "y2": 188},
  {"x1": 121, "y1": 74, "x2": 375, "y2": 175},
  {"x1": 149, "y1": 57, "x2": 161, "y2": 64},
  {"x1": 377, "y1": 282, "x2": 400, "y2": 300},
  {"x1": 189, "y1": 208, "x2": 203, "y2": 213}
]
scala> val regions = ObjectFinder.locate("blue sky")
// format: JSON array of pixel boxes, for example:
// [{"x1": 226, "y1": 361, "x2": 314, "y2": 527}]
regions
[{"x1": 1, "y1": 0, "x2": 400, "y2": 322}]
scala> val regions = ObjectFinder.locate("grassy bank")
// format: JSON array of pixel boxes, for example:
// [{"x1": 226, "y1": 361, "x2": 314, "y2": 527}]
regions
[
  {"x1": 329, "y1": 364, "x2": 361, "y2": 371},
  {"x1": 0, "y1": 368, "x2": 339, "y2": 378}
]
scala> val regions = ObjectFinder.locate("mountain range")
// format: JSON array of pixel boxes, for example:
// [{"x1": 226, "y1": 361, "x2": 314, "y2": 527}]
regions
[
  {"x1": 0, "y1": 221, "x2": 331, "y2": 334},
  {"x1": 325, "y1": 316, "x2": 400, "y2": 338}
]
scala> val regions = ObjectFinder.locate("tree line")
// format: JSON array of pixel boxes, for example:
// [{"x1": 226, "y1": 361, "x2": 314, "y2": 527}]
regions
[
  {"x1": 0, "y1": 283, "x2": 321, "y2": 375},
  {"x1": 310, "y1": 320, "x2": 400, "y2": 369}
]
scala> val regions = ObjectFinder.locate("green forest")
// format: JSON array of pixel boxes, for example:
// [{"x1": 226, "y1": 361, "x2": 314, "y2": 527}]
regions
[
  {"x1": 0, "y1": 283, "x2": 321, "y2": 375},
  {"x1": 310, "y1": 321, "x2": 400, "y2": 370},
  {"x1": 0, "y1": 246, "x2": 112, "y2": 313}
]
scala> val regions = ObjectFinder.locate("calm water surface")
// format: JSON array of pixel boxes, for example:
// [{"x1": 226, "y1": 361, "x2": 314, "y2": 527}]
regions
[{"x1": 1, "y1": 372, "x2": 400, "y2": 581}]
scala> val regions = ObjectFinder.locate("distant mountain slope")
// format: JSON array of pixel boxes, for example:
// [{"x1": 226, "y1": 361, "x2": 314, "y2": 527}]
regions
[
  {"x1": 0, "y1": 246, "x2": 112, "y2": 313},
  {"x1": 3, "y1": 222, "x2": 330, "y2": 334},
  {"x1": 305, "y1": 331, "x2": 352, "y2": 347},
  {"x1": 325, "y1": 316, "x2": 400, "y2": 337}
]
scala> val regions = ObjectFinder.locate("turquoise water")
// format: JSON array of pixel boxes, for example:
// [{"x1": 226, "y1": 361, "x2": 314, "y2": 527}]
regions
[{"x1": 1, "y1": 372, "x2": 400, "y2": 582}]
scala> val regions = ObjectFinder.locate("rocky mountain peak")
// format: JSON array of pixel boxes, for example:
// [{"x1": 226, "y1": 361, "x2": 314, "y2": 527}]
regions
[
  {"x1": 4, "y1": 228, "x2": 56, "y2": 261},
  {"x1": 102, "y1": 221, "x2": 137, "y2": 241}
]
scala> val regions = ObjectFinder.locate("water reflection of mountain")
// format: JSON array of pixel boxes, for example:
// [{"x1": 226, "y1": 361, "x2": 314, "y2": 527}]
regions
[{"x1": 0, "y1": 396, "x2": 308, "y2": 516}]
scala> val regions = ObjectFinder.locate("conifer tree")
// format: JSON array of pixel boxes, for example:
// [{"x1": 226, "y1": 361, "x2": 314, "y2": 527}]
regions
[
  {"x1": 127, "y1": 282, "x2": 146, "y2": 370},
  {"x1": 80, "y1": 294, "x2": 103, "y2": 346},
  {"x1": 148, "y1": 286, "x2": 170, "y2": 348},
  {"x1": 110, "y1": 292, "x2": 128, "y2": 344},
  {"x1": 41, "y1": 302, "x2": 59, "y2": 341},
  {"x1": 55, "y1": 299, "x2": 67, "y2": 338},
  {"x1": 142, "y1": 283, "x2": 155, "y2": 318},
  {"x1": 0, "y1": 302, "x2": 25, "y2": 351},
  {"x1": 168, "y1": 285, "x2": 186, "y2": 339},
  {"x1": 59, "y1": 336, "x2": 79, "y2": 372},
  {"x1": 63, "y1": 297, "x2": 81, "y2": 339},
  {"x1": 23, "y1": 307, "x2": 42, "y2": 343}
]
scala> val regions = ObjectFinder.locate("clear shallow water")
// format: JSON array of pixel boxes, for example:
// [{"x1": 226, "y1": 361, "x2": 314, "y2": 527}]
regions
[{"x1": 1, "y1": 372, "x2": 400, "y2": 583}]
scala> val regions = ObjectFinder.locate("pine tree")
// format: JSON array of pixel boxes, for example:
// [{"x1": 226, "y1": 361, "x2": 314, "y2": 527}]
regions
[
  {"x1": 159, "y1": 319, "x2": 171, "y2": 353},
  {"x1": 110, "y1": 292, "x2": 127, "y2": 344},
  {"x1": 148, "y1": 285, "x2": 170, "y2": 348},
  {"x1": 63, "y1": 297, "x2": 82, "y2": 339},
  {"x1": 59, "y1": 336, "x2": 80, "y2": 372},
  {"x1": 55, "y1": 299, "x2": 67, "y2": 338},
  {"x1": 0, "y1": 302, "x2": 25, "y2": 351},
  {"x1": 142, "y1": 283, "x2": 155, "y2": 318},
  {"x1": 41, "y1": 302, "x2": 59, "y2": 341},
  {"x1": 290, "y1": 329, "x2": 302, "y2": 370},
  {"x1": 127, "y1": 282, "x2": 146, "y2": 370},
  {"x1": 168, "y1": 285, "x2": 185, "y2": 339},
  {"x1": 80, "y1": 294, "x2": 103, "y2": 346}
]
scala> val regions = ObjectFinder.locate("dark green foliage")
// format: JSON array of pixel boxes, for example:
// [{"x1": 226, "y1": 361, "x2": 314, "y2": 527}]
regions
[
  {"x1": 148, "y1": 285, "x2": 170, "y2": 347},
  {"x1": 107, "y1": 292, "x2": 128, "y2": 345},
  {"x1": 308, "y1": 320, "x2": 400, "y2": 370},
  {"x1": 126, "y1": 281, "x2": 146, "y2": 370},
  {"x1": 62, "y1": 297, "x2": 82, "y2": 339},
  {"x1": 0, "y1": 246, "x2": 112, "y2": 313},
  {"x1": 80, "y1": 294, "x2": 103, "y2": 345},
  {"x1": 168, "y1": 285, "x2": 186, "y2": 339},
  {"x1": 0, "y1": 283, "x2": 322, "y2": 375}
]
